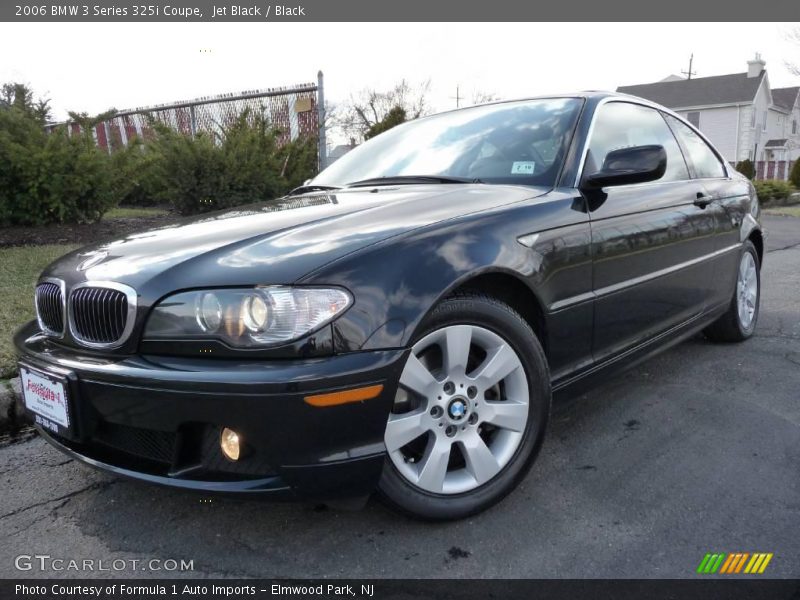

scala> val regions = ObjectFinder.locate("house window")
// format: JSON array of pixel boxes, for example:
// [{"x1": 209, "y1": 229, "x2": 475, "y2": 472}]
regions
[
  {"x1": 794, "y1": 120, "x2": 798, "y2": 135},
  {"x1": 750, "y1": 110, "x2": 756, "y2": 128},
  {"x1": 687, "y1": 112, "x2": 700, "y2": 128},
  {"x1": 665, "y1": 114, "x2": 726, "y2": 179},
  {"x1": 762, "y1": 111, "x2": 768, "y2": 131}
]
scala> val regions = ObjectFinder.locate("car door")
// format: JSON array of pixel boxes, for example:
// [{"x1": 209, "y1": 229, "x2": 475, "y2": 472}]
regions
[
  {"x1": 663, "y1": 114, "x2": 747, "y2": 310},
  {"x1": 581, "y1": 101, "x2": 719, "y2": 363}
]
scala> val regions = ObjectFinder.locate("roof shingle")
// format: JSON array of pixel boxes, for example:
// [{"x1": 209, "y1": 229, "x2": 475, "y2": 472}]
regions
[
  {"x1": 772, "y1": 87, "x2": 799, "y2": 111},
  {"x1": 617, "y1": 72, "x2": 765, "y2": 109}
]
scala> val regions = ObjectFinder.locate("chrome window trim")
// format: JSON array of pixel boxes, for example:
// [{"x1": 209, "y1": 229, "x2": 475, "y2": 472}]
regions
[
  {"x1": 573, "y1": 95, "x2": 732, "y2": 188},
  {"x1": 35, "y1": 277, "x2": 67, "y2": 339},
  {"x1": 67, "y1": 281, "x2": 138, "y2": 349}
]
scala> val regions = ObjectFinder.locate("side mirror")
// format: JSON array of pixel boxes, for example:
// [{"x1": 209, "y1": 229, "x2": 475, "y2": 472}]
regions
[{"x1": 585, "y1": 144, "x2": 667, "y2": 188}]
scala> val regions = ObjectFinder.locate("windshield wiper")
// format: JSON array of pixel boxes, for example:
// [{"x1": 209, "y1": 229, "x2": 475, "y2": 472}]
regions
[
  {"x1": 345, "y1": 175, "x2": 483, "y2": 188},
  {"x1": 287, "y1": 184, "x2": 342, "y2": 196}
]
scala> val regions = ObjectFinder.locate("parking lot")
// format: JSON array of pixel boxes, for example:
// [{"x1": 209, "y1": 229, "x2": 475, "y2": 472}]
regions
[{"x1": 1, "y1": 215, "x2": 798, "y2": 579}]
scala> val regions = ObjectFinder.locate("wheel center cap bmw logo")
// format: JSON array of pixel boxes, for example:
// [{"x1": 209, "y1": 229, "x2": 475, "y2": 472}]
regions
[{"x1": 448, "y1": 398, "x2": 468, "y2": 420}]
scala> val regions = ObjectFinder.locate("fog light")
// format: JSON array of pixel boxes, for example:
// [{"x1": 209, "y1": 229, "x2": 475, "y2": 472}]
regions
[{"x1": 220, "y1": 427, "x2": 241, "y2": 461}]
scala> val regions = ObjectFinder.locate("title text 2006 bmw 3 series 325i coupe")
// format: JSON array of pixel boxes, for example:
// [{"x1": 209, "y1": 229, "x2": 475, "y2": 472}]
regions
[{"x1": 15, "y1": 93, "x2": 762, "y2": 520}]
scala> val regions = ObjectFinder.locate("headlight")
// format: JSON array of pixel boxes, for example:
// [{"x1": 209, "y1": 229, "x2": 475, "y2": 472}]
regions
[
  {"x1": 144, "y1": 286, "x2": 352, "y2": 348},
  {"x1": 196, "y1": 292, "x2": 223, "y2": 332}
]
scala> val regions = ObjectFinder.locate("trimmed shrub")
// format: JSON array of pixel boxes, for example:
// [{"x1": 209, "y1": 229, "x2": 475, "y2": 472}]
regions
[
  {"x1": 108, "y1": 139, "x2": 163, "y2": 207},
  {"x1": 0, "y1": 108, "x2": 114, "y2": 226},
  {"x1": 753, "y1": 179, "x2": 795, "y2": 206},
  {"x1": 217, "y1": 111, "x2": 286, "y2": 209},
  {"x1": 365, "y1": 105, "x2": 407, "y2": 140},
  {"x1": 790, "y1": 159, "x2": 800, "y2": 190},
  {"x1": 735, "y1": 159, "x2": 755, "y2": 180},
  {"x1": 144, "y1": 127, "x2": 228, "y2": 215},
  {"x1": 143, "y1": 111, "x2": 318, "y2": 215},
  {"x1": 277, "y1": 134, "x2": 319, "y2": 192}
]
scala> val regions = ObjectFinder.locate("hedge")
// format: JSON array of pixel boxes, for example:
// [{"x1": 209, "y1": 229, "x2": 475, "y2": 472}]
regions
[
  {"x1": 753, "y1": 179, "x2": 796, "y2": 206},
  {"x1": 0, "y1": 106, "x2": 319, "y2": 224},
  {"x1": 0, "y1": 108, "x2": 115, "y2": 226},
  {"x1": 790, "y1": 160, "x2": 800, "y2": 189},
  {"x1": 735, "y1": 159, "x2": 755, "y2": 180}
]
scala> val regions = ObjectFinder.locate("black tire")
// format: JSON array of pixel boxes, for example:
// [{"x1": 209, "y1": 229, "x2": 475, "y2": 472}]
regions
[
  {"x1": 378, "y1": 292, "x2": 551, "y2": 521},
  {"x1": 704, "y1": 240, "x2": 761, "y2": 343}
]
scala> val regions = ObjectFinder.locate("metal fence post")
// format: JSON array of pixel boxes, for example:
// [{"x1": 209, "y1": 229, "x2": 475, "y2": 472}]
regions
[
  {"x1": 103, "y1": 121, "x2": 112, "y2": 155},
  {"x1": 189, "y1": 104, "x2": 197, "y2": 138},
  {"x1": 317, "y1": 70, "x2": 327, "y2": 172}
]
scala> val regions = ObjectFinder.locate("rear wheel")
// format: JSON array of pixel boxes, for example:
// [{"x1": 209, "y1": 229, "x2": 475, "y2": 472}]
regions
[
  {"x1": 378, "y1": 293, "x2": 550, "y2": 520},
  {"x1": 704, "y1": 240, "x2": 760, "y2": 343}
]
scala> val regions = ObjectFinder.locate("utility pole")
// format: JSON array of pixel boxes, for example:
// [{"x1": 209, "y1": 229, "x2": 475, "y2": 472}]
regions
[
  {"x1": 451, "y1": 85, "x2": 463, "y2": 108},
  {"x1": 682, "y1": 53, "x2": 697, "y2": 80}
]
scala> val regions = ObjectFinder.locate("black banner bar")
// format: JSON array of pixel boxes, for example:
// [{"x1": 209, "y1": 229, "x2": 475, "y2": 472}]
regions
[
  {"x1": 2, "y1": 580, "x2": 800, "y2": 600},
  {"x1": 1, "y1": 0, "x2": 796, "y2": 22}
]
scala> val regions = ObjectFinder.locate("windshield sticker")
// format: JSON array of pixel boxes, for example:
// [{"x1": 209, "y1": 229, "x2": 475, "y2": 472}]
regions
[{"x1": 511, "y1": 161, "x2": 535, "y2": 175}]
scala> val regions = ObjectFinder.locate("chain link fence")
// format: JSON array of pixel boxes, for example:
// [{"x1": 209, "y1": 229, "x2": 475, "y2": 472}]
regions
[{"x1": 47, "y1": 74, "x2": 325, "y2": 166}]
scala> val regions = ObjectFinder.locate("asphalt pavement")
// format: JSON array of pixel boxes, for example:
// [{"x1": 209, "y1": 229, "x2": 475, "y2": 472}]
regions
[{"x1": 1, "y1": 215, "x2": 798, "y2": 579}]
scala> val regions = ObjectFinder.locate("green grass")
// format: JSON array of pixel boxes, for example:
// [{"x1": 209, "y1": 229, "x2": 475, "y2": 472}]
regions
[
  {"x1": 105, "y1": 206, "x2": 169, "y2": 219},
  {"x1": 764, "y1": 206, "x2": 800, "y2": 218},
  {"x1": 0, "y1": 244, "x2": 79, "y2": 378}
]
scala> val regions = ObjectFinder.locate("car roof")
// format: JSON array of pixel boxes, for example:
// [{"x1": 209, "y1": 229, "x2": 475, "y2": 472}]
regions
[{"x1": 422, "y1": 91, "x2": 673, "y2": 119}]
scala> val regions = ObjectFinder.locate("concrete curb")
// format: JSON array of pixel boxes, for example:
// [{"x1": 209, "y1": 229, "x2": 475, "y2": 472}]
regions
[{"x1": 0, "y1": 377, "x2": 28, "y2": 433}]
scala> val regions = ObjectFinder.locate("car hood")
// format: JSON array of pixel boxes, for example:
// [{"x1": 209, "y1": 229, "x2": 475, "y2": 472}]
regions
[{"x1": 43, "y1": 184, "x2": 548, "y2": 294}]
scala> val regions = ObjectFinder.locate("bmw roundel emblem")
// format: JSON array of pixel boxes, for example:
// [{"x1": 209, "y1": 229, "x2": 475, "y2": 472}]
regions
[{"x1": 448, "y1": 399, "x2": 467, "y2": 419}]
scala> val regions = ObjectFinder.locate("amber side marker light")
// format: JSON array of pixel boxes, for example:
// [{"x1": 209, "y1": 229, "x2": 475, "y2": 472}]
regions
[{"x1": 304, "y1": 384, "x2": 384, "y2": 407}]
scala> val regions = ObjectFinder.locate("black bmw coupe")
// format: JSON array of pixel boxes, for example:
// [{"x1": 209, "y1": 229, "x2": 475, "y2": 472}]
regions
[{"x1": 15, "y1": 92, "x2": 762, "y2": 519}]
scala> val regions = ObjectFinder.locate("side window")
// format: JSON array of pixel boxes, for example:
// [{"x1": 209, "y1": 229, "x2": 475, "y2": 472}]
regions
[
  {"x1": 585, "y1": 102, "x2": 689, "y2": 183},
  {"x1": 665, "y1": 115, "x2": 726, "y2": 179}
]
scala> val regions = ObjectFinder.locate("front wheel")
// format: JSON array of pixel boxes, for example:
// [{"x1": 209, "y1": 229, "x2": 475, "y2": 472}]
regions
[
  {"x1": 704, "y1": 240, "x2": 761, "y2": 343},
  {"x1": 378, "y1": 293, "x2": 550, "y2": 520}
]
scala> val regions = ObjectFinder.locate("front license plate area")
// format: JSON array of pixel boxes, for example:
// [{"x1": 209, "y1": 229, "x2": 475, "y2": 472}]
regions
[{"x1": 19, "y1": 364, "x2": 73, "y2": 438}]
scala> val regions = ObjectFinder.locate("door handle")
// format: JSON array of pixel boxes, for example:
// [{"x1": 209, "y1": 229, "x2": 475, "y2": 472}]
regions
[{"x1": 694, "y1": 192, "x2": 713, "y2": 208}]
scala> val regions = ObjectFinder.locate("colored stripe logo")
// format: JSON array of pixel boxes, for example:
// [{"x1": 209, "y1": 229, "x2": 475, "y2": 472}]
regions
[{"x1": 697, "y1": 552, "x2": 773, "y2": 574}]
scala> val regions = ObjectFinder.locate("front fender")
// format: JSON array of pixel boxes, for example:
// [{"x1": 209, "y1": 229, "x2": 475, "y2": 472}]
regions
[{"x1": 299, "y1": 191, "x2": 591, "y2": 352}]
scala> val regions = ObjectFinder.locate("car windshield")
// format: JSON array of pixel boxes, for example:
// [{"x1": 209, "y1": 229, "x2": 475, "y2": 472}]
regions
[{"x1": 312, "y1": 97, "x2": 583, "y2": 189}]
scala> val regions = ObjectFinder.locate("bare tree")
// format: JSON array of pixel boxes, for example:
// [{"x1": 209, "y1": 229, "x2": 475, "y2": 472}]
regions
[
  {"x1": 322, "y1": 99, "x2": 339, "y2": 130},
  {"x1": 468, "y1": 90, "x2": 501, "y2": 107},
  {"x1": 335, "y1": 79, "x2": 431, "y2": 141},
  {"x1": 785, "y1": 27, "x2": 800, "y2": 76}
]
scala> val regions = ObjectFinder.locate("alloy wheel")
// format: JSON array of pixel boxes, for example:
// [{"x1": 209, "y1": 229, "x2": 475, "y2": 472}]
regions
[
  {"x1": 385, "y1": 324, "x2": 530, "y2": 495},
  {"x1": 737, "y1": 252, "x2": 758, "y2": 330}
]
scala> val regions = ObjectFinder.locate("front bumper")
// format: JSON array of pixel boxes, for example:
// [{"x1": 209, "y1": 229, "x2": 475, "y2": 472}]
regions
[{"x1": 14, "y1": 321, "x2": 408, "y2": 500}]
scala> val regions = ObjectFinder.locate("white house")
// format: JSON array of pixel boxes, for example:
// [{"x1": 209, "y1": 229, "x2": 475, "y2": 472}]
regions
[{"x1": 618, "y1": 55, "x2": 800, "y2": 178}]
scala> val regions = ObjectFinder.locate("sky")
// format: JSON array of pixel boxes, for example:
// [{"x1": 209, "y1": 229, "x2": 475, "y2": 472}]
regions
[{"x1": 1, "y1": 22, "x2": 798, "y2": 128}]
